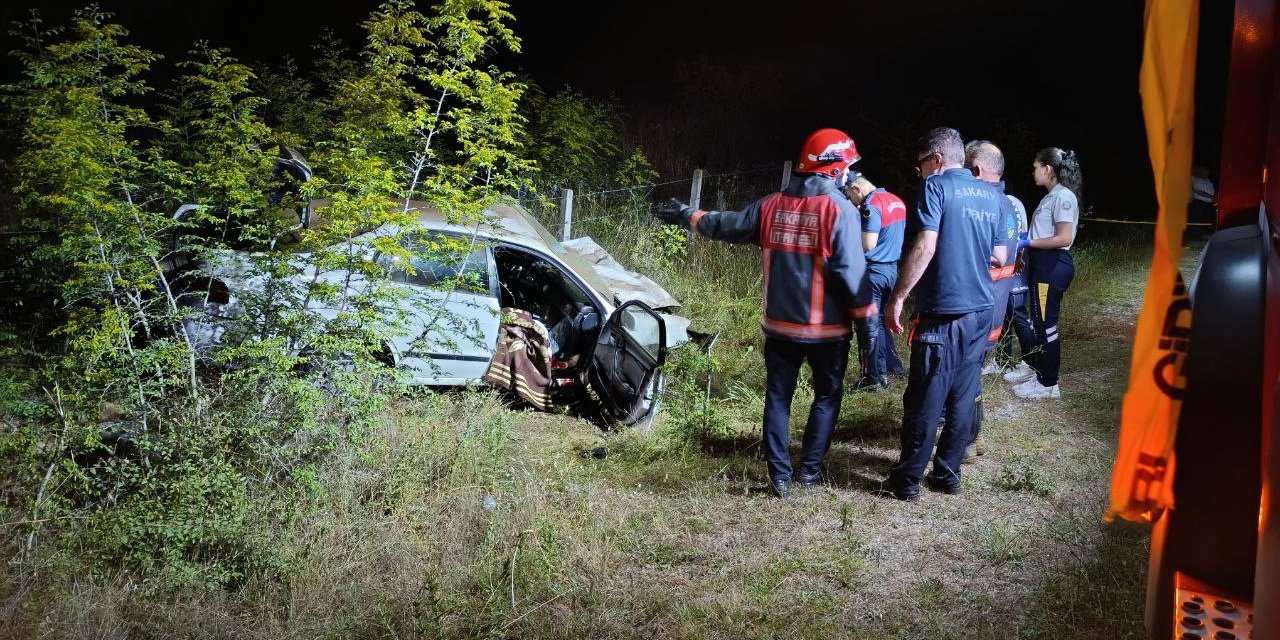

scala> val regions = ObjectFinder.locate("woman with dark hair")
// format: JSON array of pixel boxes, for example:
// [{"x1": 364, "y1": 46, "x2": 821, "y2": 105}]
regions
[{"x1": 1005, "y1": 147, "x2": 1082, "y2": 399}]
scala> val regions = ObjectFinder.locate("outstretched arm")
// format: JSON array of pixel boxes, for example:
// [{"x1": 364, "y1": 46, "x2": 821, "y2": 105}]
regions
[{"x1": 654, "y1": 197, "x2": 764, "y2": 246}]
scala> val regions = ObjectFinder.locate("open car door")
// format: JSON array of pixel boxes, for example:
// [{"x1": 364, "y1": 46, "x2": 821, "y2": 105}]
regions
[{"x1": 586, "y1": 300, "x2": 667, "y2": 425}]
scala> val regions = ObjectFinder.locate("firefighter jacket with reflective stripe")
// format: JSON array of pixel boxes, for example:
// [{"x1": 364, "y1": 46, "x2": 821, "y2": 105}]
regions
[{"x1": 686, "y1": 173, "x2": 871, "y2": 343}]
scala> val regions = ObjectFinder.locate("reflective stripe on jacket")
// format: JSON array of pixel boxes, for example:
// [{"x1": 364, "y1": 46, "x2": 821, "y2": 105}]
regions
[{"x1": 689, "y1": 174, "x2": 870, "y2": 342}]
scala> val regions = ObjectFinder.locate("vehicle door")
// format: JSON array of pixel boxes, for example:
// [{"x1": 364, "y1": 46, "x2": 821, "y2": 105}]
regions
[
  {"x1": 585, "y1": 300, "x2": 668, "y2": 425},
  {"x1": 389, "y1": 233, "x2": 501, "y2": 384}
]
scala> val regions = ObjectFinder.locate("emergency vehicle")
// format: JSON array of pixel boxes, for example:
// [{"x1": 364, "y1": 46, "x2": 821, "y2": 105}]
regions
[{"x1": 1121, "y1": 1, "x2": 1280, "y2": 638}]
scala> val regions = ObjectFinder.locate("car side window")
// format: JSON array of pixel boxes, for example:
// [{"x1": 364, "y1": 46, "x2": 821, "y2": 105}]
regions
[
  {"x1": 618, "y1": 305, "x2": 662, "y2": 362},
  {"x1": 390, "y1": 234, "x2": 491, "y2": 295}
]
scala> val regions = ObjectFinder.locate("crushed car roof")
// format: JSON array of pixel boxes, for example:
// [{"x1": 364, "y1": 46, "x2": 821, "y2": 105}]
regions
[{"x1": 401, "y1": 200, "x2": 683, "y2": 312}]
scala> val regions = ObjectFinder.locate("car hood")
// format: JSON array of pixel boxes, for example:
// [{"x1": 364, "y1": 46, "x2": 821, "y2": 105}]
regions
[
  {"x1": 561, "y1": 236, "x2": 681, "y2": 311},
  {"x1": 561, "y1": 236, "x2": 696, "y2": 349}
]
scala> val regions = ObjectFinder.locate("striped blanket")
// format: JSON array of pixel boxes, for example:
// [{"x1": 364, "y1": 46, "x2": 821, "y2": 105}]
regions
[{"x1": 484, "y1": 308, "x2": 553, "y2": 411}]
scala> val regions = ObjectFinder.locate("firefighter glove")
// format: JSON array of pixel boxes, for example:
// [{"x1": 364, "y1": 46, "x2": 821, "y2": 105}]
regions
[
  {"x1": 1016, "y1": 231, "x2": 1030, "y2": 252},
  {"x1": 654, "y1": 198, "x2": 693, "y2": 227}
]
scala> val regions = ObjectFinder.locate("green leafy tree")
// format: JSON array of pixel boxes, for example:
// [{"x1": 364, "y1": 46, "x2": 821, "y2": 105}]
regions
[
  {"x1": 0, "y1": 0, "x2": 542, "y2": 596},
  {"x1": 523, "y1": 85, "x2": 623, "y2": 193},
  {"x1": 0, "y1": 7, "x2": 238, "y2": 587},
  {"x1": 4, "y1": 7, "x2": 184, "y2": 413},
  {"x1": 253, "y1": 55, "x2": 326, "y2": 147}
]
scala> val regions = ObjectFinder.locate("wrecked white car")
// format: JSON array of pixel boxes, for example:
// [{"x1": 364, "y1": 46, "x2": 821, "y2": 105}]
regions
[{"x1": 170, "y1": 199, "x2": 693, "y2": 427}]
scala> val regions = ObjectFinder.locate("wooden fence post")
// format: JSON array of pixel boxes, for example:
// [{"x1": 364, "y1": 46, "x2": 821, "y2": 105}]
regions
[
  {"x1": 688, "y1": 169, "x2": 704, "y2": 248},
  {"x1": 560, "y1": 189, "x2": 574, "y2": 241}
]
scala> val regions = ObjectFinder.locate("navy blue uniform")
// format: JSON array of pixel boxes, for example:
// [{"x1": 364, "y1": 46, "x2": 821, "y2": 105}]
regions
[
  {"x1": 994, "y1": 193, "x2": 1036, "y2": 366},
  {"x1": 685, "y1": 173, "x2": 873, "y2": 484},
  {"x1": 1025, "y1": 184, "x2": 1079, "y2": 387},
  {"x1": 986, "y1": 186, "x2": 1023, "y2": 348},
  {"x1": 854, "y1": 188, "x2": 907, "y2": 385},
  {"x1": 999, "y1": 271, "x2": 1037, "y2": 364},
  {"x1": 889, "y1": 168, "x2": 1002, "y2": 494}
]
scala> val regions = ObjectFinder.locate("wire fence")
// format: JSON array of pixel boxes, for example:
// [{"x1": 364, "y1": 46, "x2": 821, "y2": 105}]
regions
[
  {"x1": 518, "y1": 162, "x2": 789, "y2": 240},
  {"x1": 519, "y1": 162, "x2": 1222, "y2": 244}
]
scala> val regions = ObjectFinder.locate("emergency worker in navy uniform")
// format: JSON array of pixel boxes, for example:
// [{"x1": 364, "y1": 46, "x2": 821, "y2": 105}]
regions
[
  {"x1": 963, "y1": 140, "x2": 1025, "y2": 461},
  {"x1": 654, "y1": 128, "x2": 874, "y2": 499},
  {"x1": 844, "y1": 173, "x2": 908, "y2": 392},
  {"x1": 882, "y1": 127, "x2": 1007, "y2": 500}
]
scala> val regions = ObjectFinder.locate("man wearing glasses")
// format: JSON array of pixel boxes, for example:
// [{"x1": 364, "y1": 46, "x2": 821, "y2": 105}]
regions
[{"x1": 881, "y1": 127, "x2": 1007, "y2": 501}]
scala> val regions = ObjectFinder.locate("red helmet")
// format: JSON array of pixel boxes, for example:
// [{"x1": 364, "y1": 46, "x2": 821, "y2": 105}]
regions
[{"x1": 795, "y1": 128, "x2": 861, "y2": 178}]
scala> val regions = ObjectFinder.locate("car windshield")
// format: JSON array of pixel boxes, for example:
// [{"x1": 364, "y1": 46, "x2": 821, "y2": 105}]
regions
[{"x1": 509, "y1": 207, "x2": 616, "y2": 303}]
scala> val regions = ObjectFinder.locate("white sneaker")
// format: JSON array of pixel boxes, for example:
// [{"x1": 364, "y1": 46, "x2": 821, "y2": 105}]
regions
[
  {"x1": 1002, "y1": 362, "x2": 1036, "y2": 384},
  {"x1": 981, "y1": 361, "x2": 1004, "y2": 376},
  {"x1": 1011, "y1": 377, "x2": 1038, "y2": 392},
  {"x1": 1013, "y1": 379, "x2": 1060, "y2": 399}
]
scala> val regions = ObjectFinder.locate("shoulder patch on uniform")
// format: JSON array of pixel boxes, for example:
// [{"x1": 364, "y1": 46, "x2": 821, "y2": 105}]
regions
[
  {"x1": 861, "y1": 206, "x2": 871, "y2": 219},
  {"x1": 1060, "y1": 198, "x2": 1074, "y2": 211}
]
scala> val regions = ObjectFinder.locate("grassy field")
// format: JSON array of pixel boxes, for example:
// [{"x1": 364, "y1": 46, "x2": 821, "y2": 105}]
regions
[{"x1": 4, "y1": 222, "x2": 1185, "y2": 639}]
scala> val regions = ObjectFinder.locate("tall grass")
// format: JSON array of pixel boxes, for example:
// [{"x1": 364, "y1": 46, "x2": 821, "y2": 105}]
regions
[{"x1": 3, "y1": 206, "x2": 1169, "y2": 639}]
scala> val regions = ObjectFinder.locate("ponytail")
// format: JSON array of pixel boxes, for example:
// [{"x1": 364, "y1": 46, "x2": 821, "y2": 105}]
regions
[{"x1": 1037, "y1": 147, "x2": 1084, "y2": 206}]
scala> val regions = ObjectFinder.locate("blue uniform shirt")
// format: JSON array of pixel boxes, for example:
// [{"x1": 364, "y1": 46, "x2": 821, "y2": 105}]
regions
[
  {"x1": 861, "y1": 188, "x2": 907, "y2": 264},
  {"x1": 908, "y1": 168, "x2": 1003, "y2": 315},
  {"x1": 991, "y1": 182, "x2": 1022, "y2": 268}
]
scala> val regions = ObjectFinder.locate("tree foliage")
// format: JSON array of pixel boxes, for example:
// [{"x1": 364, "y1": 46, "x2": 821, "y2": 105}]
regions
[
  {"x1": 523, "y1": 85, "x2": 623, "y2": 192},
  {"x1": 0, "y1": 0, "x2": 532, "y2": 593}
]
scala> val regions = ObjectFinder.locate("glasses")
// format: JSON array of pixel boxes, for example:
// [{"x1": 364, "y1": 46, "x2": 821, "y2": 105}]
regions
[{"x1": 915, "y1": 152, "x2": 938, "y2": 175}]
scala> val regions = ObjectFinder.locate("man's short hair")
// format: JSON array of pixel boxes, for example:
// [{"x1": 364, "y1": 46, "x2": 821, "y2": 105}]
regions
[
  {"x1": 850, "y1": 175, "x2": 875, "y2": 192},
  {"x1": 964, "y1": 140, "x2": 1005, "y2": 177},
  {"x1": 918, "y1": 127, "x2": 965, "y2": 166}
]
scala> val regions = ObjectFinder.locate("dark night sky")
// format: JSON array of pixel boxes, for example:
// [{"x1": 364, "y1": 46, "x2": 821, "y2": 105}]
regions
[{"x1": 0, "y1": 1, "x2": 1237, "y2": 218}]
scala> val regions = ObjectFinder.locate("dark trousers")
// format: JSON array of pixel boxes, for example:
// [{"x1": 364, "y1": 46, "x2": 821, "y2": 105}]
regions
[
  {"x1": 1026, "y1": 248, "x2": 1075, "y2": 387},
  {"x1": 986, "y1": 274, "x2": 1015, "y2": 350},
  {"x1": 889, "y1": 309, "x2": 991, "y2": 489},
  {"x1": 763, "y1": 337, "x2": 850, "y2": 482},
  {"x1": 853, "y1": 263, "x2": 903, "y2": 382},
  {"x1": 995, "y1": 273, "x2": 1037, "y2": 364}
]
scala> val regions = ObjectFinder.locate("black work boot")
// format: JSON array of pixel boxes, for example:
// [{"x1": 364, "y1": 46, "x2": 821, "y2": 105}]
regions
[
  {"x1": 848, "y1": 376, "x2": 888, "y2": 393},
  {"x1": 771, "y1": 478, "x2": 793, "y2": 500},
  {"x1": 798, "y1": 464, "x2": 839, "y2": 489},
  {"x1": 881, "y1": 477, "x2": 920, "y2": 502},
  {"x1": 925, "y1": 475, "x2": 963, "y2": 495}
]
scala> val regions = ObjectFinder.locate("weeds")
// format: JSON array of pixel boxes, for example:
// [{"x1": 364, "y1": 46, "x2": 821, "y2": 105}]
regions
[
  {"x1": 994, "y1": 455, "x2": 1057, "y2": 497},
  {"x1": 1, "y1": 8, "x2": 1165, "y2": 632},
  {"x1": 3, "y1": 228, "x2": 1167, "y2": 640},
  {"x1": 980, "y1": 520, "x2": 1031, "y2": 565}
]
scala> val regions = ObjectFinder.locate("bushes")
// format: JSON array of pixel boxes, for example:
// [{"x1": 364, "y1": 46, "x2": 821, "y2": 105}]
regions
[{"x1": 0, "y1": 0, "x2": 530, "y2": 598}]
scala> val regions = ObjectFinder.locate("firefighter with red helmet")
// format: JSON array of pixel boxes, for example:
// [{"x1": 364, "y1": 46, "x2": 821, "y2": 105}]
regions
[{"x1": 655, "y1": 128, "x2": 873, "y2": 499}]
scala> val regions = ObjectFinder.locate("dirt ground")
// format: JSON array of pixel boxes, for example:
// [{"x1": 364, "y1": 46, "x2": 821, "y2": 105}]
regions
[{"x1": 486, "y1": 240, "x2": 1201, "y2": 639}]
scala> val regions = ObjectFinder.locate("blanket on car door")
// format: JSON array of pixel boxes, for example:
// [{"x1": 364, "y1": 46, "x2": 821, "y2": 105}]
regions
[{"x1": 484, "y1": 308, "x2": 553, "y2": 411}]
